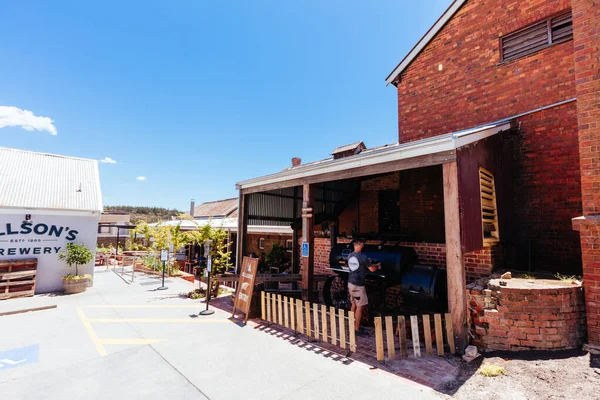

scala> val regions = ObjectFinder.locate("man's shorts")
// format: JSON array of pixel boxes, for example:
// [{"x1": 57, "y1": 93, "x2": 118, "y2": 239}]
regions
[{"x1": 348, "y1": 283, "x2": 369, "y2": 307}]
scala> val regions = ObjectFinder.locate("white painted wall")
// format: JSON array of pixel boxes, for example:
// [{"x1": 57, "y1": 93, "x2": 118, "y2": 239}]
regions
[{"x1": 0, "y1": 212, "x2": 100, "y2": 293}]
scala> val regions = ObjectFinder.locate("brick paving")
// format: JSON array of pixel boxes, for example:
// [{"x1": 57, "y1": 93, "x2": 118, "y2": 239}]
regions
[{"x1": 209, "y1": 295, "x2": 460, "y2": 390}]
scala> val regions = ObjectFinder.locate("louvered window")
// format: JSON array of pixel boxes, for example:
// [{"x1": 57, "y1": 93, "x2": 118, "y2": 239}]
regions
[
  {"x1": 501, "y1": 12, "x2": 573, "y2": 62},
  {"x1": 479, "y1": 168, "x2": 499, "y2": 243}
]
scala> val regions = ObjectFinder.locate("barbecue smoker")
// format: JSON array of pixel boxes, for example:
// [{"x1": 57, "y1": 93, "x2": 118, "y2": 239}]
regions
[{"x1": 323, "y1": 243, "x2": 448, "y2": 313}]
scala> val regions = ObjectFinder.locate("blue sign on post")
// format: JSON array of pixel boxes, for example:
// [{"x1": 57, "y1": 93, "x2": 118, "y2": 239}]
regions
[
  {"x1": 301, "y1": 242, "x2": 309, "y2": 258},
  {"x1": 0, "y1": 344, "x2": 39, "y2": 370}
]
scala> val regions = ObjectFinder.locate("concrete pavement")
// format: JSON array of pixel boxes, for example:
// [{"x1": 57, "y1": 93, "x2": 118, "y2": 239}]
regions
[{"x1": 0, "y1": 267, "x2": 441, "y2": 399}]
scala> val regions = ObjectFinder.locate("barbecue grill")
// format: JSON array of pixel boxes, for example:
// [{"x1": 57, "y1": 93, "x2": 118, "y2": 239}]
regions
[{"x1": 323, "y1": 242, "x2": 447, "y2": 313}]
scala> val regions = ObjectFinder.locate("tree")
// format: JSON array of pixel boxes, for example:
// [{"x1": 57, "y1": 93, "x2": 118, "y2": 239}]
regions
[{"x1": 58, "y1": 243, "x2": 94, "y2": 277}]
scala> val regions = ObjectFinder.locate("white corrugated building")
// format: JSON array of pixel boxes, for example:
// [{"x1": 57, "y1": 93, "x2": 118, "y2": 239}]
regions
[{"x1": 0, "y1": 147, "x2": 103, "y2": 293}]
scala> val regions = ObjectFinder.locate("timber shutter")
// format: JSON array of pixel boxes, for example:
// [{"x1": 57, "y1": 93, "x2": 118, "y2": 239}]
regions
[
  {"x1": 501, "y1": 12, "x2": 573, "y2": 62},
  {"x1": 479, "y1": 168, "x2": 499, "y2": 243}
]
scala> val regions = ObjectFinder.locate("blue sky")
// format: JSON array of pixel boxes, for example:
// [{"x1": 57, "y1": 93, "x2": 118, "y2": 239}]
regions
[{"x1": 0, "y1": 0, "x2": 451, "y2": 210}]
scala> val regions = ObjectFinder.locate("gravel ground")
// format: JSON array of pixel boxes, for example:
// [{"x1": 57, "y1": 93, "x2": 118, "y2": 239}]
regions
[{"x1": 439, "y1": 349, "x2": 600, "y2": 400}]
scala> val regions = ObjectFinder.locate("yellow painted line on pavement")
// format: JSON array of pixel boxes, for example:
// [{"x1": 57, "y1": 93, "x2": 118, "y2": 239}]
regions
[
  {"x1": 98, "y1": 338, "x2": 165, "y2": 345},
  {"x1": 85, "y1": 305, "x2": 203, "y2": 309},
  {"x1": 88, "y1": 318, "x2": 227, "y2": 323},
  {"x1": 76, "y1": 307, "x2": 107, "y2": 357}
]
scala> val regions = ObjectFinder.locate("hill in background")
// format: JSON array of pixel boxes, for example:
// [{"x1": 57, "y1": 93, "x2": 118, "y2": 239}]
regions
[{"x1": 104, "y1": 205, "x2": 181, "y2": 224}]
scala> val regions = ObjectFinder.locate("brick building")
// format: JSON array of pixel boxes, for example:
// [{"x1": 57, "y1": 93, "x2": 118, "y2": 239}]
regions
[{"x1": 236, "y1": 0, "x2": 600, "y2": 351}]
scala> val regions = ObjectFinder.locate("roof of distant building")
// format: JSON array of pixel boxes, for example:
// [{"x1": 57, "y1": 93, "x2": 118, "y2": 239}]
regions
[{"x1": 193, "y1": 198, "x2": 238, "y2": 218}]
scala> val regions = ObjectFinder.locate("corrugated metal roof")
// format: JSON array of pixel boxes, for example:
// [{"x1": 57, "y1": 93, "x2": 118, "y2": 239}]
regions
[
  {"x1": 0, "y1": 147, "x2": 103, "y2": 212},
  {"x1": 193, "y1": 198, "x2": 238, "y2": 218},
  {"x1": 237, "y1": 121, "x2": 511, "y2": 190}
]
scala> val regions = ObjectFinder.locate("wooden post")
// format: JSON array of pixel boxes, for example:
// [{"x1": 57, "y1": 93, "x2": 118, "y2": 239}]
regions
[
  {"x1": 313, "y1": 303, "x2": 320, "y2": 339},
  {"x1": 443, "y1": 161, "x2": 468, "y2": 354},
  {"x1": 261, "y1": 291, "x2": 266, "y2": 320},
  {"x1": 321, "y1": 305, "x2": 328, "y2": 342},
  {"x1": 445, "y1": 313, "x2": 456, "y2": 355},
  {"x1": 398, "y1": 316, "x2": 408, "y2": 358},
  {"x1": 375, "y1": 317, "x2": 384, "y2": 361},
  {"x1": 434, "y1": 314, "x2": 445, "y2": 356},
  {"x1": 339, "y1": 309, "x2": 346, "y2": 349},
  {"x1": 266, "y1": 293, "x2": 271, "y2": 323},
  {"x1": 284, "y1": 297, "x2": 289, "y2": 328},
  {"x1": 348, "y1": 311, "x2": 356, "y2": 352},
  {"x1": 272, "y1": 293, "x2": 277, "y2": 324},
  {"x1": 301, "y1": 184, "x2": 315, "y2": 301},
  {"x1": 290, "y1": 298, "x2": 296, "y2": 332},
  {"x1": 330, "y1": 306, "x2": 337, "y2": 345},
  {"x1": 277, "y1": 294, "x2": 283, "y2": 325},
  {"x1": 423, "y1": 315, "x2": 433, "y2": 356},
  {"x1": 292, "y1": 187, "x2": 299, "y2": 277},
  {"x1": 305, "y1": 301, "x2": 312, "y2": 337},
  {"x1": 236, "y1": 192, "x2": 248, "y2": 274},
  {"x1": 385, "y1": 316, "x2": 396, "y2": 360},
  {"x1": 411, "y1": 315, "x2": 421, "y2": 357},
  {"x1": 296, "y1": 299, "x2": 304, "y2": 334}
]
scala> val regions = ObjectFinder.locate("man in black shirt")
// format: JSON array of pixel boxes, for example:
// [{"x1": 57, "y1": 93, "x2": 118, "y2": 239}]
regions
[{"x1": 347, "y1": 238, "x2": 380, "y2": 336}]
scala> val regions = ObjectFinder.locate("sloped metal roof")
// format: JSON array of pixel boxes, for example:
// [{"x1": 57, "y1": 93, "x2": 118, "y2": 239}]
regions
[
  {"x1": 193, "y1": 198, "x2": 238, "y2": 218},
  {"x1": 237, "y1": 121, "x2": 511, "y2": 190},
  {"x1": 0, "y1": 147, "x2": 103, "y2": 213}
]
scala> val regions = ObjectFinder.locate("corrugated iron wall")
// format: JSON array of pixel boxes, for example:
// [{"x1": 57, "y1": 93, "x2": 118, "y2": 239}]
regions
[{"x1": 246, "y1": 180, "x2": 358, "y2": 227}]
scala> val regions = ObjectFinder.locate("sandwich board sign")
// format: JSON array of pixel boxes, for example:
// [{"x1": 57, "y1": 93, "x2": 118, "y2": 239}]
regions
[{"x1": 232, "y1": 256, "x2": 259, "y2": 323}]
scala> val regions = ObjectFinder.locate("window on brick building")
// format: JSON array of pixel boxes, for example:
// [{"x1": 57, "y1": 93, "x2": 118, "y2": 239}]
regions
[
  {"x1": 479, "y1": 168, "x2": 500, "y2": 243},
  {"x1": 285, "y1": 239, "x2": 293, "y2": 252},
  {"x1": 500, "y1": 11, "x2": 573, "y2": 62},
  {"x1": 258, "y1": 238, "x2": 265, "y2": 249}
]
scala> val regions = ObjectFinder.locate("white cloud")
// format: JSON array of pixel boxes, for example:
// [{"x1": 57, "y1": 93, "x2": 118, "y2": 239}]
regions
[
  {"x1": 136, "y1": 176, "x2": 146, "y2": 181},
  {"x1": 0, "y1": 106, "x2": 57, "y2": 135},
  {"x1": 100, "y1": 157, "x2": 117, "y2": 164}
]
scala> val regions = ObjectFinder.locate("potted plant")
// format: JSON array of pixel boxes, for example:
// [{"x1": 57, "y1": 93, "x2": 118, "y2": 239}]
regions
[
  {"x1": 59, "y1": 243, "x2": 94, "y2": 294},
  {"x1": 263, "y1": 244, "x2": 287, "y2": 291}
]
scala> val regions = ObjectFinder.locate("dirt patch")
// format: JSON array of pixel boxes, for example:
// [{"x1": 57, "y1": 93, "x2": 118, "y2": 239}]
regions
[{"x1": 440, "y1": 350, "x2": 600, "y2": 400}]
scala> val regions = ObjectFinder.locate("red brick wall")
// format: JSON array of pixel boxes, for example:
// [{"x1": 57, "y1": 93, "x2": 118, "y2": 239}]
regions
[
  {"x1": 394, "y1": 1, "x2": 582, "y2": 275},
  {"x1": 396, "y1": 0, "x2": 574, "y2": 142},
  {"x1": 399, "y1": 166, "x2": 445, "y2": 243},
  {"x1": 508, "y1": 103, "x2": 582, "y2": 273},
  {"x1": 314, "y1": 237, "x2": 335, "y2": 276},
  {"x1": 571, "y1": 0, "x2": 600, "y2": 347},
  {"x1": 468, "y1": 280, "x2": 587, "y2": 351},
  {"x1": 245, "y1": 233, "x2": 292, "y2": 259},
  {"x1": 337, "y1": 169, "x2": 445, "y2": 243}
]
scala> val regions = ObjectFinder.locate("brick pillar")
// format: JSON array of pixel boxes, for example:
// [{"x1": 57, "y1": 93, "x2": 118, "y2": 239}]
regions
[{"x1": 572, "y1": 0, "x2": 600, "y2": 350}]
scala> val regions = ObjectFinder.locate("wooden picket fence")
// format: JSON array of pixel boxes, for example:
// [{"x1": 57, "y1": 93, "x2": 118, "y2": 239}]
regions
[
  {"x1": 261, "y1": 291, "x2": 357, "y2": 354},
  {"x1": 374, "y1": 313, "x2": 455, "y2": 361}
]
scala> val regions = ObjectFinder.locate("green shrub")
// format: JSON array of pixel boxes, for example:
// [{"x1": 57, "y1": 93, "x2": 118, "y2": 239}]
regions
[{"x1": 58, "y1": 243, "x2": 94, "y2": 277}]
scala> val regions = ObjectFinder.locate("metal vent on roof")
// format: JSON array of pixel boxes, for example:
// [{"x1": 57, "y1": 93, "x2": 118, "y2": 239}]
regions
[{"x1": 331, "y1": 141, "x2": 366, "y2": 159}]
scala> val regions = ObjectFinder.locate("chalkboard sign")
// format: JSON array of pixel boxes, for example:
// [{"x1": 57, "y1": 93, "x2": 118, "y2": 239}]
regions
[{"x1": 232, "y1": 257, "x2": 259, "y2": 323}]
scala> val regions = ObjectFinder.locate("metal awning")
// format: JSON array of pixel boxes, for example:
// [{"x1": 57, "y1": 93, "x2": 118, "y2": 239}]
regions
[
  {"x1": 150, "y1": 219, "x2": 292, "y2": 235},
  {"x1": 236, "y1": 122, "x2": 511, "y2": 194}
]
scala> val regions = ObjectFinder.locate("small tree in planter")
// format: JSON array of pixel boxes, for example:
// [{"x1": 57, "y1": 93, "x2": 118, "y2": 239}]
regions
[{"x1": 59, "y1": 243, "x2": 94, "y2": 294}]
